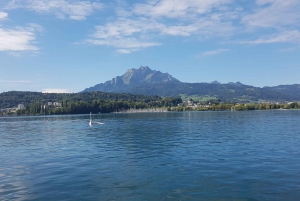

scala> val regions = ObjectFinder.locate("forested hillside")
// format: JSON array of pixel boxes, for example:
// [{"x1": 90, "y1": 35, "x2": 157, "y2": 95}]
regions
[
  {"x1": 0, "y1": 91, "x2": 181, "y2": 107},
  {"x1": 0, "y1": 91, "x2": 182, "y2": 115},
  {"x1": 264, "y1": 84, "x2": 300, "y2": 100},
  {"x1": 105, "y1": 82, "x2": 296, "y2": 102}
]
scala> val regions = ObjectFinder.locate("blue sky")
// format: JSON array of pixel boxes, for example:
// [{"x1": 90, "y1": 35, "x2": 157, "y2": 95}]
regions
[{"x1": 0, "y1": 0, "x2": 299, "y2": 93}]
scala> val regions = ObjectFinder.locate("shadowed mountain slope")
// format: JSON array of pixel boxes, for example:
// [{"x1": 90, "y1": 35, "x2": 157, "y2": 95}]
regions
[{"x1": 264, "y1": 84, "x2": 300, "y2": 100}]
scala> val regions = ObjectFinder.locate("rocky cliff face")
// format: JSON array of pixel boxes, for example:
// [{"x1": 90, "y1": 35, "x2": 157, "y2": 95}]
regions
[{"x1": 82, "y1": 66, "x2": 180, "y2": 92}]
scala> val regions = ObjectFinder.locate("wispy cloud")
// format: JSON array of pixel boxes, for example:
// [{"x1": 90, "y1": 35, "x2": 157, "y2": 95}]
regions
[
  {"x1": 242, "y1": 0, "x2": 300, "y2": 28},
  {"x1": 85, "y1": 17, "x2": 163, "y2": 53},
  {"x1": 237, "y1": 30, "x2": 300, "y2": 45},
  {"x1": 5, "y1": 0, "x2": 297, "y2": 54},
  {"x1": 4, "y1": 0, "x2": 103, "y2": 20},
  {"x1": 133, "y1": 0, "x2": 232, "y2": 18},
  {"x1": 201, "y1": 49, "x2": 230, "y2": 56},
  {"x1": 42, "y1": 88, "x2": 71, "y2": 93},
  {"x1": 0, "y1": 24, "x2": 42, "y2": 51},
  {"x1": 86, "y1": 37, "x2": 161, "y2": 53},
  {"x1": 117, "y1": 49, "x2": 133, "y2": 54},
  {"x1": 0, "y1": 12, "x2": 8, "y2": 20},
  {"x1": 86, "y1": 0, "x2": 238, "y2": 53},
  {"x1": 86, "y1": 16, "x2": 235, "y2": 52}
]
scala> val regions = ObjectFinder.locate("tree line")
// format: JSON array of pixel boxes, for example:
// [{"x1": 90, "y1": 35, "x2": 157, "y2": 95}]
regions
[
  {"x1": 14, "y1": 98, "x2": 183, "y2": 116},
  {"x1": 172, "y1": 102, "x2": 299, "y2": 111},
  {"x1": 1, "y1": 91, "x2": 299, "y2": 116},
  {"x1": 0, "y1": 91, "x2": 165, "y2": 109}
]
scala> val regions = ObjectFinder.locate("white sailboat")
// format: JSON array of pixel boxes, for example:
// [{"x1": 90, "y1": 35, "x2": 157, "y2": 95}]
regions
[
  {"x1": 89, "y1": 112, "x2": 104, "y2": 126},
  {"x1": 89, "y1": 112, "x2": 92, "y2": 126}
]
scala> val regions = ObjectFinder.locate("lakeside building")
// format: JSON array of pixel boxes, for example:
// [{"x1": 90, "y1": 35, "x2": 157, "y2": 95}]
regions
[
  {"x1": 17, "y1": 104, "x2": 24, "y2": 110},
  {"x1": 53, "y1": 102, "x2": 62, "y2": 106},
  {"x1": 48, "y1": 102, "x2": 62, "y2": 107},
  {"x1": 1, "y1": 108, "x2": 17, "y2": 114}
]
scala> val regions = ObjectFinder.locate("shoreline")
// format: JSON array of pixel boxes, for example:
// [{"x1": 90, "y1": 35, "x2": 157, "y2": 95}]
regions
[{"x1": 1, "y1": 108, "x2": 300, "y2": 117}]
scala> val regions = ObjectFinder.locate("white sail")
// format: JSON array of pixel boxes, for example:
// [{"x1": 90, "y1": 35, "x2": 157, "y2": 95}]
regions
[{"x1": 89, "y1": 112, "x2": 92, "y2": 126}]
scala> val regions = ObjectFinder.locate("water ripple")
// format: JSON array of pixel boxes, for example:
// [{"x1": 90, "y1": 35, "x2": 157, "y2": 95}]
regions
[{"x1": 0, "y1": 111, "x2": 300, "y2": 200}]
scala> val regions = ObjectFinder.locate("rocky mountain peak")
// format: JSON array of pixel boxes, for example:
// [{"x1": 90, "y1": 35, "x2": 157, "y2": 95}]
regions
[
  {"x1": 82, "y1": 66, "x2": 180, "y2": 93},
  {"x1": 120, "y1": 66, "x2": 178, "y2": 85}
]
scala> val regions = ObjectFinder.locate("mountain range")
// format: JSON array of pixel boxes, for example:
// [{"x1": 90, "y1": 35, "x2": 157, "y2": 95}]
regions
[{"x1": 82, "y1": 66, "x2": 300, "y2": 102}]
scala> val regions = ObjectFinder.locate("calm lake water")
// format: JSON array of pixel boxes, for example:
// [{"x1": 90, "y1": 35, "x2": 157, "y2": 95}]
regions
[{"x1": 0, "y1": 111, "x2": 300, "y2": 201}]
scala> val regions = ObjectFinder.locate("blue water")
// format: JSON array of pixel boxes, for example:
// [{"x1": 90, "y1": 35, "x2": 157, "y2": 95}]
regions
[{"x1": 0, "y1": 111, "x2": 300, "y2": 201}]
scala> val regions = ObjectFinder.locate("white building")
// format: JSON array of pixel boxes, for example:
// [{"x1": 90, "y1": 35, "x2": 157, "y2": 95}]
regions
[
  {"x1": 17, "y1": 104, "x2": 24, "y2": 110},
  {"x1": 53, "y1": 102, "x2": 62, "y2": 107}
]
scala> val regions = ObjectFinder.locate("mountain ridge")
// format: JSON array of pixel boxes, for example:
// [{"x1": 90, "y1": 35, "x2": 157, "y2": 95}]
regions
[{"x1": 82, "y1": 66, "x2": 300, "y2": 102}]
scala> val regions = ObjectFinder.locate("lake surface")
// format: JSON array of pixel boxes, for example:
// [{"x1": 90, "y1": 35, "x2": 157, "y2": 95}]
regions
[{"x1": 1, "y1": 111, "x2": 300, "y2": 201}]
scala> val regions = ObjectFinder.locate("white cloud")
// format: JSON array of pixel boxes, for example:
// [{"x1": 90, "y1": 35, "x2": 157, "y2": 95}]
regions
[
  {"x1": 4, "y1": 0, "x2": 103, "y2": 20},
  {"x1": 0, "y1": 12, "x2": 8, "y2": 20},
  {"x1": 202, "y1": 49, "x2": 230, "y2": 56},
  {"x1": 87, "y1": 38, "x2": 160, "y2": 48},
  {"x1": 86, "y1": 17, "x2": 163, "y2": 53},
  {"x1": 42, "y1": 88, "x2": 71, "y2": 93},
  {"x1": 157, "y1": 18, "x2": 236, "y2": 38},
  {"x1": 86, "y1": 37, "x2": 160, "y2": 53},
  {"x1": 86, "y1": 12, "x2": 236, "y2": 53},
  {"x1": 242, "y1": 0, "x2": 300, "y2": 28},
  {"x1": 0, "y1": 24, "x2": 41, "y2": 51},
  {"x1": 133, "y1": 0, "x2": 232, "y2": 18},
  {"x1": 160, "y1": 24, "x2": 198, "y2": 36},
  {"x1": 237, "y1": 30, "x2": 300, "y2": 45},
  {"x1": 1, "y1": 0, "x2": 299, "y2": 56},
  {"x1": 83, "y1": 0, "x2": 241, "y2": 53},
  {"x1": 84, "y1": 0, "x2": 299, "y2": 53},
  {"x1": 91, "y1": 18, "x2": 156, "y2": 39},
  {"x1": 117, "y1": 49, "x2": 134, "y2": 54}
]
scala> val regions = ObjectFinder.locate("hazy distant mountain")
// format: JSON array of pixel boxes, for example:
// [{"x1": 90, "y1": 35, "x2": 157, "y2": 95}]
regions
[
  {"x1": 264, "y1": 84, "x2": 300, "y2": 100},
  {"x1": 82, "y1": 66, "x2": 299, "y2": 102},
  {"x1": 227, "y1": 81, "x2": 244, "y2": 86},
  {"x1": 83, "y1": 66, "x2": 180, "y2": 93}
]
